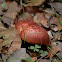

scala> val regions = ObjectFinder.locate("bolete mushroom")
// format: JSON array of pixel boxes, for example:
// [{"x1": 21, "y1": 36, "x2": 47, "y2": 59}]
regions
[{"x1": 16, "y1": 20, "x2": 50, "y2": 46}]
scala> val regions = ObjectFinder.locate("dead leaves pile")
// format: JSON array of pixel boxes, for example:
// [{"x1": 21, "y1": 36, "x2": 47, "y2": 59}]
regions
[
  {"x1": 1, "y1": 1, "x2": 20, "y2": 27},
  {"x1": 0, "y1": 21, "x2": 22, "y2": 54},
  {"x1": 0, "y1": 0, "x2": 62, "y2": 62}
]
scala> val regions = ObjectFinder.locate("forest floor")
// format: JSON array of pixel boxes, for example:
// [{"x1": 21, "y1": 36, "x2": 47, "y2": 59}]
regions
[{"x1": 0, "y1": 0, "x2": 62, "y2": 62}]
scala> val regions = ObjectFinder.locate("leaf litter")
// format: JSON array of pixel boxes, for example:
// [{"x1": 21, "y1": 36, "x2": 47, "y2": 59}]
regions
[{"x1": 0, "y1": 0, "x2": 62, "y2": 62}]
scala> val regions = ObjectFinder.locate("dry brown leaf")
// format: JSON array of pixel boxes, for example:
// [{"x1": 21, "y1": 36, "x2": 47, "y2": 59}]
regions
[
  {"x1": 23, "y1": 0, "x2": 45, "y2": 6},
  {"x1": 49, "y1": 42, "x2": 61, "y2": 59},
  {"x1": 1, "y1": 1, "x2": 20, "y2": 26},
  {"x1": 49, "y1": 16, "x2": 62, "y2": 31},
  {"x1": 49, "y1": 2, "x2": 62, "y2": 14},
  {"x1": 0, "y1": 21, "x2": 22, "y2": 54},
  {"x1": 0, "y1": 28, "x2": 22, "y2": 54},
  {"x1": 33, "y1": 13, "x2": 49, "y2": 28},
  {"x1": 8, "y1": 34, "x2": 22, "y2": 54},
  {"x1": 19, "y1": 12, "x2": 33, "y2": 21}
]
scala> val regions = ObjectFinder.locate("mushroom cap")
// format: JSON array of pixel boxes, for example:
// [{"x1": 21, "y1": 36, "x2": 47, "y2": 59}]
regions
[{"x1": 16, "y1": 20, "x2": 50, "y2": 46}]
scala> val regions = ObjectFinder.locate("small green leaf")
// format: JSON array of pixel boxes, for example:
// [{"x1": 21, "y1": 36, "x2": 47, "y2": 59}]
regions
[
  {"x1": 40, "y1": 51, "x2": 48, "y2": 57},
  {"x1": 33, "y1": 48, "x2": 36, "y2": 52},
  {"x1": 28, "y1": 46, "x2": 35, "y2": 50},
  {"x1": 35, "y1": 45, "x2": 41, "y2": 48},
  {"x1": 34, "y1": 48, "x2": 39, "y2": 52},
  {"x1": 44, "y1": 51, "x2": 48, "y2": 55},
  {"x1": 39, "y1": 50, "x2": 43, "y2": 53}
]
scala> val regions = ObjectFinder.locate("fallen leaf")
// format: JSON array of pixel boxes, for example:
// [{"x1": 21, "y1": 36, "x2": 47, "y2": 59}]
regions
[
  {"x1": 8, "y1": 34, "x2": 22, "y2": 54},
  {"x1": 1, "y1": 1, "x2": 20, "y2": 27},
  {"x1": 49, "y1": 42, "x2": 61, "y2": 59},
  {"x1": 43, "y1": 8, "x2": 54, "y2": 15},
  {"x1": 19, "y1": 12, "x2": 33, "y2": 21},
  {"x1": 49, "y1": 2, "x2": 62, "y2": 14},
  {"x1": 49, "y1": 16, "x2": 62, "y2": 31},
  {"x1": 23, "y1": 0, "x2": 45, "y2": 6},
  {"x1": 33, "y1": 13, "x2": 49, "y2": 28},
  {"x1": 0, "y1": 12, "x2": 22, "y2": 58},
  {"x1": 0, "y1": 28, "x2": 22, "y2": 54}
]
